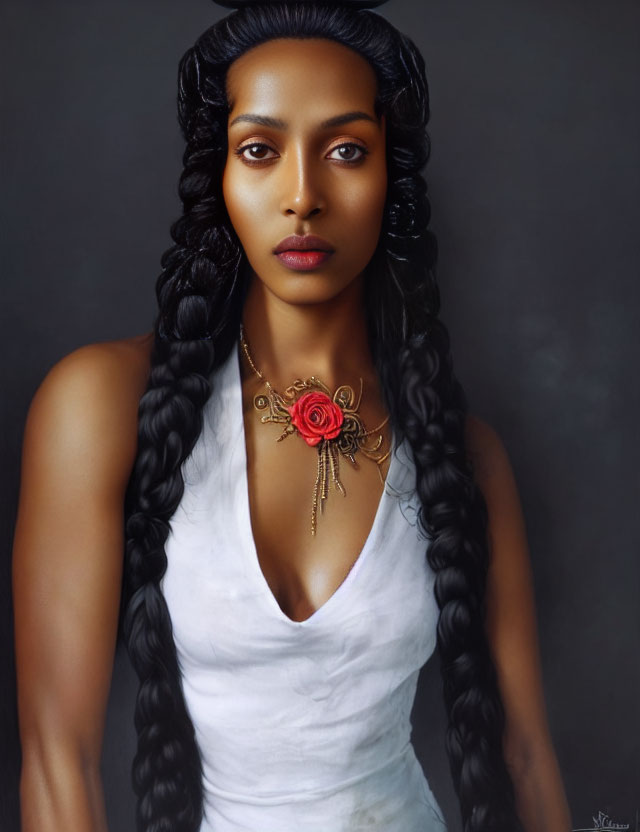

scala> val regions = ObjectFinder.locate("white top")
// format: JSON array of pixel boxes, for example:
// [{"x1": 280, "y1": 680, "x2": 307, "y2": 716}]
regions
[{"x1": 161, "y1": 342, "x2": 447, "y2": 831}]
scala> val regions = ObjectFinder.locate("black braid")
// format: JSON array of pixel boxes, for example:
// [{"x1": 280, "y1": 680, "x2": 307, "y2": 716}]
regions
[
  {"x1": 124, "y1": 338, "x2": 214, "y2": 832},
  {"x1": 122, "y1": 34, "x2": 245, "y2": 831},
  {"x1": 122, "y1": 3, "x2": 524, "y2": 830},
  {"x1": 393, "y1": 328, "x2": 521, "y2": 830}
]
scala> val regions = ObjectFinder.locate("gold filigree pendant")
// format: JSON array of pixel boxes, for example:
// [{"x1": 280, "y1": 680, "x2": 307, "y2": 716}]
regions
[{"x1": 240, "y1": 327, "x2": 390, "y2": 535}]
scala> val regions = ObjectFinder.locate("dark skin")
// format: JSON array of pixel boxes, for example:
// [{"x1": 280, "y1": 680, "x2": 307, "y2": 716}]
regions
[{"x1": 12, "y1": 37, "x2": 571, "y2": 832}]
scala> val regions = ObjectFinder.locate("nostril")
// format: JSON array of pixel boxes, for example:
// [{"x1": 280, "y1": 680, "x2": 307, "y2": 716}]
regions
[{"x1": 283, "y1": 205, "x2": 323, "y2": 218}]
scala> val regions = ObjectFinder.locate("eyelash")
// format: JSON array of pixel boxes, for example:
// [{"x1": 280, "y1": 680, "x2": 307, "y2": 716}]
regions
[{"x1": 233, "y1": 141, "x2": 369, "y2": 166}]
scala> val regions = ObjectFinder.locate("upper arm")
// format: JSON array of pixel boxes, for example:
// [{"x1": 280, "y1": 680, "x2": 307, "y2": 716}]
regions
[
  {"x1": 12, "y1": 340, "x2": 149, "y2": 765},
  {"x1": 465, "y1": 414, "x2": 554, "y2": 773}
]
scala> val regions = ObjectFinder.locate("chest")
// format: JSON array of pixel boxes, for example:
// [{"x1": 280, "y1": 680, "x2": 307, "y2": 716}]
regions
[
  {"x1": 162, "y1": 346, "x2": 436, "y2": 655},
  {"x1": 241, "y1": 386, "x2": 393, "y2": 623}
]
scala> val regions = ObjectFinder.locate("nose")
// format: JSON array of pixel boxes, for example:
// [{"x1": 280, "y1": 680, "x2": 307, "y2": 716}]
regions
[{"x1": 279, "y1": 147, "x2": 325, "y2": 219}]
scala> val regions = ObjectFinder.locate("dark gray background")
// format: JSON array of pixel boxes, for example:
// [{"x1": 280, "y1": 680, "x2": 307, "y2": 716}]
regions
[{"x1": 2, "y1": 0, "x2": 639, "y2": 830}]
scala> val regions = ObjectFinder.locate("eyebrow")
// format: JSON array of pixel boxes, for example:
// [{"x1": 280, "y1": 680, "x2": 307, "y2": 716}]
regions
[{"x1": 228, "y1": 110, "x2": 378, "y2": 130}]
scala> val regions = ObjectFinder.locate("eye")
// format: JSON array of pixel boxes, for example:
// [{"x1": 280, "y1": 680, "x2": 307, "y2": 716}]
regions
[
  {"x1": 234, "y1": 142, "x2": 277, "y2": 163},
  {"x1": 327, "y1": 143, "x2": 369, "y2": 163},
  {"x1": 233, "y1": 140, "x2": 369, "y2": 166}
]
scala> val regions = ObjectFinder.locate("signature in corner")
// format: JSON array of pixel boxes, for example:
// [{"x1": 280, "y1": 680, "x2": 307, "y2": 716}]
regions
[{"x1": 573, "y1": 810, "x2": 631, "y2": 832}]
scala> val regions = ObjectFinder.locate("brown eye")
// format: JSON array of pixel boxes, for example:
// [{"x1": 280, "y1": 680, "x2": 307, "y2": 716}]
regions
[
  {"x1": 236, "y1": 143, "x2": 277, "y2": 162},
  {"x1": 327, "y1": 143, "x2": 368, "y2": 163}
]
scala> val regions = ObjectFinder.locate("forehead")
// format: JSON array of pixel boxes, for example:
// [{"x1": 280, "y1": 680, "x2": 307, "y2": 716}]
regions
[{"x1": 226, "y1": 38, "x2": 379, "y2": 115}]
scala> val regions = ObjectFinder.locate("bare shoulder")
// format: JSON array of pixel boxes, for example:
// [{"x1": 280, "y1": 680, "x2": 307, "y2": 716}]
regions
[
  {"x1": 24, "y1": 331, "x2": 154, "y2": 492},
  {"x1": 464, "y1": 412, "x2": 514, "y2": 488},
  {"x1": 13, "y1": 332, "x2": 155, "y2": 773},
  {"x1": 35, "y1": 331, "x2": 154, "y2": 401},
  {"x1": 464, "y1": 413, "x2": 529, "y2": 577},
  {"x1": 463, "y1": 413, "x2": 527, "y2": 545}
]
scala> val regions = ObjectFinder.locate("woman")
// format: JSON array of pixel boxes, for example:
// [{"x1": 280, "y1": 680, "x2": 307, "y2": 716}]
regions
[{"x1": 13, "y1": 1, "x2": 572, "y2": 830}]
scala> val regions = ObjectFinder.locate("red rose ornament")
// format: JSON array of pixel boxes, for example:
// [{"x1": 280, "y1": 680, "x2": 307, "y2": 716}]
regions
[{"x1": 288, "y1": 392, "x2": 344, "y2": 447}]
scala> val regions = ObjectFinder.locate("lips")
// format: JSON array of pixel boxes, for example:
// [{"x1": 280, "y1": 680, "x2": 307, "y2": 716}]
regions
[
  {"x1": 273, "y1": 234, "x2": 334, "y2": 254},
  {"x1": 273, "y1": 234, "x2": 335, "y2": 272},
  {"x1": 275, "y1": 250, "x2": 333, "y2": 271}
]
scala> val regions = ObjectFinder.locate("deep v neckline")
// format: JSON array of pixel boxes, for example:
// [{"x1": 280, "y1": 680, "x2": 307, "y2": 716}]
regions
[{"x1": 231, "y1": 342, "x2": 397, "y2": 628}]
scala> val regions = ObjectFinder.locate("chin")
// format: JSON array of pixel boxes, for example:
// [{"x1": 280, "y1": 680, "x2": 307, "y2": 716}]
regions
[
  {"x1": 271, "y1": 275, "x2": 358, "y2": 306},
  {"x1": 250, "y1": 260, "x2": 365, "y2": 306}
]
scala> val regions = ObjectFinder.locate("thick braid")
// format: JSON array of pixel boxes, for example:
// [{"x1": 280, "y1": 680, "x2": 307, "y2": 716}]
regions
[
  {"x1": 124, "y1": 338, "x2": 214, "y2": 832},
  {"x1": 395, "y1": 329, "x2": 523, "y2": 831},
  {"x1": 361, "y1": 26, "x2": 524, "y2": 829},
  {"x1": 123, "y1": 43, "x2": 244, "y2": 832}
]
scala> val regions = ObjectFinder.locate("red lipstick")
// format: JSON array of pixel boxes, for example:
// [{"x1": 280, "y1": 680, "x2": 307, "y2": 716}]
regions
[{"x1": 273, "y1": 234, "x2": 335, "y2": 271}]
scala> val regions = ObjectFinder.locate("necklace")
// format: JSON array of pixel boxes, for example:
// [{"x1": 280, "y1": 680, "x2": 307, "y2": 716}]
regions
[{"x1": 239, "y1": 324, "x2": 391, "y2": 536}]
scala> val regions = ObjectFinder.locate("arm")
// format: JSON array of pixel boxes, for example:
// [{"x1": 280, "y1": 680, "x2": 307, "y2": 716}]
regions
[
  {"x1": 465, "y1": 415, "x2": 573, "y2": 832},
  {"x1": 12, "y1": 340, "x2": 149, "y2": 832}
]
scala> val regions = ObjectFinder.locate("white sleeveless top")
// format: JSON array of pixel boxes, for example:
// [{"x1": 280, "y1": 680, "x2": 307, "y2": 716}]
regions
[{"x1": 161, "y1": 343, "x2": 447, "y2": 832}]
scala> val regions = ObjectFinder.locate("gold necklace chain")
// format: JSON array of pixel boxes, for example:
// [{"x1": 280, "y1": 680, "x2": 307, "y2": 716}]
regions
[{"x1": 239, "y1": 324, "x2": 391, "y2": 535}]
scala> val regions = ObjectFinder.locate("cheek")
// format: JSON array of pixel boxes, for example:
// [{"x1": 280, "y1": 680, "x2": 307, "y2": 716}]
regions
[
  {"x1": 338, "y1": 166, "x2": 387, "y2": 252},
  {"x1": 222, "y1": 164, "x2": 264, "y2": 247},
  {"x1": 363, "y1": 169, "x2": 388, "y2": 224}
]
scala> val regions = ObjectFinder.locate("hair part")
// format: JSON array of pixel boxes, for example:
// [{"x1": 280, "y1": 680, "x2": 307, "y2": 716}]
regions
[{"x1": 123, "y1": 3, "x2": 523, "y2": 830}]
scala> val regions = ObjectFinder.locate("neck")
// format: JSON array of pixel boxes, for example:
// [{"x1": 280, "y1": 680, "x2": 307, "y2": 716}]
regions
[{"x1": 240, "y1": 272, "x2": 378, "y2": 392}]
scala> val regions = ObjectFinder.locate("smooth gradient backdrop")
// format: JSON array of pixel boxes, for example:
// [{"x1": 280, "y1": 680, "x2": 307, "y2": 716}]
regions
[{"x1": 2, "y1": 1, "x2": 638, "y2": 830}]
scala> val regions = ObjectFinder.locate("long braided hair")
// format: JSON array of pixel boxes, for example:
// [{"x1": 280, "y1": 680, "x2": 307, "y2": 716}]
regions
[{"x1": 122, "y1": 3, "x2": 524, "y2": 830}]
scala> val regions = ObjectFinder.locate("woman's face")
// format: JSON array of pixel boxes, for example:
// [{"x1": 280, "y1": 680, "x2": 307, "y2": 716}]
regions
[{"x1": 223, "y1": 37, "x2": 387, "y2": 307}]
